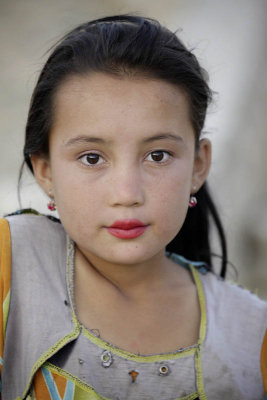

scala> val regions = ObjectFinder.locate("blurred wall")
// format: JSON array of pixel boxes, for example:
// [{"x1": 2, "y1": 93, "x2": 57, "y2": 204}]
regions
[{"x1": 1, "y1": 0, "x2": 267, "y2": 298}]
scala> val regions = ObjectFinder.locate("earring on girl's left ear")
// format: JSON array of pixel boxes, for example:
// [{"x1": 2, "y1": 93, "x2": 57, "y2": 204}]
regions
[
  {"x1": 47, "y1": 190, "x2": 56, "y2": 211},
  {"x1": 189, "y1": 185, "x2": 197, "y2": 208}
]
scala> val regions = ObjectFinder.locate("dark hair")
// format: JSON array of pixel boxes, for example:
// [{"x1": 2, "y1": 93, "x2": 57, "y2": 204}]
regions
[{"x1": 22, "y1": 14, "x2": 227, "y2": 277}]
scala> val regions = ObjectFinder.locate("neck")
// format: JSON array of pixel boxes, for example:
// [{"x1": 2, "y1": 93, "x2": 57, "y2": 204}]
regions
[{"x1": 74, "y1": 245, "x2": 187, "y2": 300}]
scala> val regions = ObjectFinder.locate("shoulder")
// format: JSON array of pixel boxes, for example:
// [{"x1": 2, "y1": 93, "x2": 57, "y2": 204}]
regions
[
  {"x1": 201, "y1": 270, "x2": 267, "y2": 334},
  {"x1": 3, "y1": 210, "x2": 65, "y2": 246},
  {"x1": 200, "y1": 269, "x2": 267, "y2": 358},
  {"x1": 201, "y1": 269, "x2": 267, "y2": 316},
  {"x1": 4, "y1": 209, "x2": 62, "y2": 230},
  {"x1": 1, "y1": 210, "x2": 68, "y2": 318},
  {"x1": 198, "y1": 270, "x2": 267, "y2": 395},
  {"x1": 1, "y1": 211, "x2": 67, "y2": 276}
]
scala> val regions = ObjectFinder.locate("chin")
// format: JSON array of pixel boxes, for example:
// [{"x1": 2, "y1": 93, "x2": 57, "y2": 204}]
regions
[{"x1": 103, "y1": 246, "x2": 162, "y2": 266}]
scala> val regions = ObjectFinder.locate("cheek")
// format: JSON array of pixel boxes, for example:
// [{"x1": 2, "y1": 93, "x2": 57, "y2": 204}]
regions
[
  {"x1": 159, "y1": 189, "x2": 189, "y2": 226},
  {"x1": 55, "y1": 183, "x2": 101, "y2": 218},
  {"x1": 53, "y1": 180, "x2": 103, "y2": 247},
  {"x1": 50, "y1": 161, "x2": 101, "y2": 220},
  {"x1": 150, "y1": 170, "x2": 192, "y2": 235}
]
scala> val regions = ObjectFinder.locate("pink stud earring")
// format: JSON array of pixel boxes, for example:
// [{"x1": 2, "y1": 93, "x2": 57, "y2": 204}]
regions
[
  {"x1": 47, "y1": 190, "x2": 56, "y2": 211},
  {"x1": 189, "y1": 196, "x2": 197, "y2": 208},
  {"x1": 47, "y1": 199, "x2": 56, "y2": 211}
]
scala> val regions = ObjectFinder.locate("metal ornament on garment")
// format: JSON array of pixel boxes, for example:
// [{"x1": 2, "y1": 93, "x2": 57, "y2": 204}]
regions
[
  {"x1": 159, "y1": 364, "x2": 170, "y2": 376},
  {"x1": 129, "y1": 370, "x2": 139, "y2": 382},
  {"x1": 101, "y1": 350, "x2": 113, "y2": 367}
]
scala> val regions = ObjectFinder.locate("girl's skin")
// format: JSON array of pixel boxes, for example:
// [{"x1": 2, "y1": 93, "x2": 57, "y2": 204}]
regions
[{"x1": 31, "y1": 73, "x2": 211, "y2": 355}]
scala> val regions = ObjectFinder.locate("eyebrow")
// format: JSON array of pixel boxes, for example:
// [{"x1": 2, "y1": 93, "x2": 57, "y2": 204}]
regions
[
  {"x1": 64, "y1": 136, "x2": 109, "y2": 146},
  {"x1": 64, "y1": 133, "x2": 183, "y2": 147},
  {"x1": 143, "y1": 133, "x2": 184, "y2": 144}
]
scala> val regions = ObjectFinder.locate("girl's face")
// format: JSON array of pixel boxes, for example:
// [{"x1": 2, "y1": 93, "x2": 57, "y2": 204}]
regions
[{"x1": 32, "y1": 73, "x2": 211, "y2": 266}]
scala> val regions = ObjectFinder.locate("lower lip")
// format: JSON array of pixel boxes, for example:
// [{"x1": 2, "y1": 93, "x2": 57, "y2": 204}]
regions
[{"x1": 106, "y1": 226, "x2": 148, "y2": 239}]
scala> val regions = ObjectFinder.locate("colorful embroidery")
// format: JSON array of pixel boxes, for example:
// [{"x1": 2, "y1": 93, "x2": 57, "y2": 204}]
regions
[
  {"x1": 33, "y1": 367, "x2": 74, "y2": 399},
  {"x1": 33, "y1": 364, "x2": 110, "y2": 399}
]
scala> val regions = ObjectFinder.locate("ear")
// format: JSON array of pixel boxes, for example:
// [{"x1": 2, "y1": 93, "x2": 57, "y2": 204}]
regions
[
  {"x1": 191, "y1": 138, "x2": 211, "y2": 193},
  {"x1": 30, "y1": 154, "x2": 53, "y2": 197}
]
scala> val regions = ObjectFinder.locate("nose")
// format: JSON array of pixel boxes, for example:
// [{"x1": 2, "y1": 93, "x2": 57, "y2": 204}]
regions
[{"x1": 108, "y1": 165, "x2": 145, "y2": 207}]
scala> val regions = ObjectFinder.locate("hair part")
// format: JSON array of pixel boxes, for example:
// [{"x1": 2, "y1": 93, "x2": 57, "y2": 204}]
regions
[{"x1": 21, "y1": 14, "x2": 227, "y2": 277}]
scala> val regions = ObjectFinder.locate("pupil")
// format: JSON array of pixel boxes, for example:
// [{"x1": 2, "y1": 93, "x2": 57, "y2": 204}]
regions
[
  {"x1": 152, "y1": 151, "x2": 163, "y2": 162},
  {"x1": 86, "y1": 154, "x2": 99, "y2": 164}
]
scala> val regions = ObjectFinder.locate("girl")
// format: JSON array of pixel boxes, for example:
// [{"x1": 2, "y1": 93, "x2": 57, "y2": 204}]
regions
[{"x1": 0, "y1": 15, "x2": 266, "y2": 400}]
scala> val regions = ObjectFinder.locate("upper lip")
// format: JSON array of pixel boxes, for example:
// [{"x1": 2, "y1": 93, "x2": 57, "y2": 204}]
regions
[{"x1": 108, "y1": 219, "x2": 147, "y2": 230}]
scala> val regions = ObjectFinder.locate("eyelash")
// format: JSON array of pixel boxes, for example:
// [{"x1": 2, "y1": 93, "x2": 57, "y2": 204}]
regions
[{"x1": 78, "y1": 150, "x2": 173, "y2": 167}]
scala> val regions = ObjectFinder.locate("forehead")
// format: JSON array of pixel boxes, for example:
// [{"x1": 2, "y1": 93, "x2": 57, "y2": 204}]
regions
[{"x1": 50, "y1": 72, "x2": 193, "y2": 142}]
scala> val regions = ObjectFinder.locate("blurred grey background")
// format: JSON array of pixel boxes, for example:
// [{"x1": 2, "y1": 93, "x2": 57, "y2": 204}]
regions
[{"x1": 1, "y1": 0, "x2": 267, "y2": 298}]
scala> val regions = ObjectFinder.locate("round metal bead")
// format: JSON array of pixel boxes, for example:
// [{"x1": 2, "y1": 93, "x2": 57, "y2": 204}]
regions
[
  {"x1": 159, "y1": 365, "x2": 170, "y2": 376},
  {"x1": 101, "y1": 350, "x2": 113, "y2": 368}
]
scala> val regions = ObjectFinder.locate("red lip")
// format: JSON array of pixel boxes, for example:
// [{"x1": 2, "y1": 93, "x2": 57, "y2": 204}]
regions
[
  {"x1": 109, "y1": 219, "x2": 146, "y2": 229},
  {"x1": 106, "y1": 219, "x2": 148, "y2": 239}
]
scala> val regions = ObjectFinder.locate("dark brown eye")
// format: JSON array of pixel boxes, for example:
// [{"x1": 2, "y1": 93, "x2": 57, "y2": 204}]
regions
[
  {"x1": 149, "y1": 151, "x2": 170, "y2": 162},
  {"x1": 80, "y1": 153, "x2": 104, "y2": 166},
  {"x1": 86, "y1": 154, "x2": 99, "y2": 164}
]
